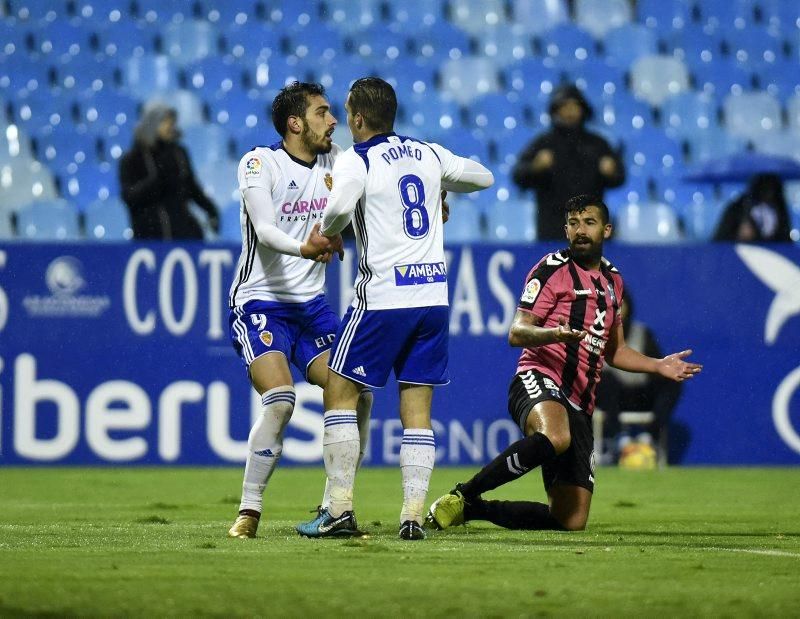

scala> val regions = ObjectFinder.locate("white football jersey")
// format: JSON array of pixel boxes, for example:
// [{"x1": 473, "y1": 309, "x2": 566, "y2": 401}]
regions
[
  {"x1": 329, "y1": 133, "x2": 465, "y2": 310},
  {"x1": 228, "y1": 142, "x2": 341, "y2": 306}
]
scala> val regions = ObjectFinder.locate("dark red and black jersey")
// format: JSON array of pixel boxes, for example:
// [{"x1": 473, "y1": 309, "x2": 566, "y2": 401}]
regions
[{"x1": 515, "y1": 249, "x2": 624, "y2": 414}]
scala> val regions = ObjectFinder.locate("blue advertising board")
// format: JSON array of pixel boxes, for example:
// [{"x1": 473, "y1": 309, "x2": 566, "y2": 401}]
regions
[{"x1": 1, "y1": 242, "x2": 798, "y2": 465}]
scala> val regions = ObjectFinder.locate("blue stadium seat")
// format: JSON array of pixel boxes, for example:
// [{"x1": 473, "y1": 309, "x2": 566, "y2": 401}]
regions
[
  {"x1": 696, "y1": 0, "x2": 755, "y2": 28},
  {"x1": 0, "y1": 20, "x2": 34, "y2": 57},
  {"x1": 637, "y1": 0, "x2": 692, "y2": 30},
  {"x1": 666, "y1": 24, "x2": 724, "y2": 72},
  {"x1": 473, "y1": 24, "x2": 534, "y2": 66},
  {"x1": 84, "y1": 196, "x2": 132, "y2": 241},
  {"x1": 759, "y1": 60, "x2": 800, "y2": 101},
  {"x1": 349, "y1": 25, "x2": 409, "y2": 63},
  {"x1": 575, "y1": 0, "x2": 632, "y2": 39},
  {"x1": 564, "y1": 59, "x2": 626, "y2": 109},
  {"x1": 614, "y1": 202, "x2": 683, "y2": 244},
  {"x1": 319, "y1": 0, "x2": 382, "y2": 33},
  {"x1": 630, "y1": 55, "x2": 690, "y2": 106},
  {"x1": 0, "y1": 54, "x2": 54, "y2": 96},
  {"x1": 77, "y1": 90, "x2": 140, "y2": 136},
  {"x1": 662, "y1": 92, "x2": 720, "y2": 139},
  {"x1": 486, "y1": 198, "x2": 536, "y2": 242},
  {"x1": 286, "y1": 24, "x2": 348, "y2": 64},
  {"x1": 33, "y1": 125, "x2": 99, "y2": 175},
  {"x1": 147, "y1": 90, "x2": 205, "y2": 127},
  {"x1": 0, "y1": 159, "x2": 59, "y2": 212},
  {"x1": 511, "y1": 0, "x2": 568, "y2": 35},
  {"x1": 183, "y1": 57, "x2": 242, "y2": 97},
  {"x1": 61, "y1": 162, "x2": 119, "y2": 210},
  {"x1": 0, "y1": 207, "x2": 13, "y2": 239},
  {"x1": 410, "y1": 23, "x2": 472, "y2": 62},
  {"x1": 6, "y1": 0, "x2": 66, "y2": 21},
  {"x1": 722, "y1": 26, "x2": 785, "y2": 67},
  {"x1": 379, "y1": 58, "x2": 438, "y2": 102},
  {"x1": 604, "y1": 24, "x2": 658, "y2": 70},
  {"x1": 491, "y1": 128, "x2": 535, "y2": 171},
  {"x1": 442, "y1": 198, "x2": 484, "y2": 243},
  {"x1": 12, "y1": 90, "x2": 76, "y2": 133},
  {"x1": 540, "y1": 24, "x2": 597, "y2": 69},
  {"x1": 723, "y1": 91, "x2": 782, "y2": 141},
  {"x1": 199, "y1": 2, "x2": 256, "y2": 27},
  {"x1": 596, "y1": 94, "x2": 653, "y2": 140},
  {"x1": 183, "y1": 123, "x2": 233, "y2": 166},
  {"x1": 439, "y1": 57, "x2": 501, "y2": 104},
  {"x1": 123, "y1": 54, "x2": 180, "y2": 100},
  {"x1": 95, "y1": 19, "x2": 155, "y2": 58},
  {"x1": 432, "y1": 130, "x2": 491, "y2": 165},
  {"x1": 681, "y1": 198, "x2": 727, "y2": 240},
  {"x1": 402, "y1": 96, "x2": 462, "y2": 134},
  {"x1": 465, "y1": 93, "x2": 527, "y2": 133},
  {"x1": 313, "y1": 57, "x2": 375, "y2": 105},
  {"x1": 133, "y1": 0, "x2": 194, "y2": 23},
  {"x1": 161, "y1": 20, "x2": 219, "y2": 66},
  {"x1": 502, "y1": 59, "x2": 560, "y2": 104},
  {"x1": 653, "y1": 182, "x2": 714, "y2": 219},
  {"x1": 54, "y1": 56, "x2": 119, "y2": 97},
  {"x1": 449, "y1": 0, "x2": 510, "y2": 35},
  {"x1": 692, "y1": 60, "x2": 754, "y2": 97},
  {"x1": 240, "y1": 56, "x2": 307, "y2": 92},
  {"x1": 605, "y1": 174, "x2": 652, "y2": 215},
  {"x1": 219, "y1": 201, "x2": 243, "y2": 242},
  {"x1": 262, "y1": 0, "x2": 324, "y2": 29},
  {"x1": 17, "y1": 198, "x2": 81, "y2": 240},
  {"x1": 219, "y1": 22, "x2": 282, "y2": 61},
  {"x1": 760, "y1": 0, "x2": 800, "y2": 30},
  {"x1": 29, "y1": 20, "x2": 95, "y2": 62},
  {"x1": 0, "y1": 123, "x2": 36, "y2": 164},
  {"x1": 622, "y1": 128, "x2": 684, "y2": 178},
  {"x1": 386, "y1": 0, "x2": 446, "y2": 28},
  {"x1": 751, "y1": 131, "x2": 800, "y2": 161},
  {"x1": 788, "y1": 94, "x2": 800, "y2": 132},
  {"x1": 684, "y1": 127, "x2": 747, "y2": 162},
  {"x1": 196, "y1": 159, "x2": 240, "y2": 206}
]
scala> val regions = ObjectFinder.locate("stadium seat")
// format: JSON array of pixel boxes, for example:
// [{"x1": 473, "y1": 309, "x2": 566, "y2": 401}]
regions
[
  {"x1": 681, "y1": 198, "x2": 727, "y2": 240},
  {"x1": 183, "y1": 123, "x2": 233, "y2": 166},
  {"x1": 511, "y1": 0, "x2": 568, "y2": 35},
  {"x1": 161, "y1": 20, "x2": 219, "y2": 66},
  {"x1": 605, "y1": 174, "x2": 653, "y2": 216},
  {"x1": 491, "y1": 127, "x2": 534, "y2": 170},
  {"x1": 6, "y1": 0, "x2": 64, "y2": 21},
  {"x1": 349, "y1": 25, "x2": 409, "y2": 63},
  {"x1": 485, "y1": 198, "x2": 536, "y2": 242},
  {"x1": 241, "y1": 56, "x2": 307, "y2": 92},
  {"x1": 465, "y1": 93, "x2": 527, "y2": 133},
  {"x1": 439, "y1": 57, "x2": 501, "y2": 104},
  {"x1": 54, "y1": 56, "x2": 119, "y2": 96},
  {"x1": 666, "y1": 23, "x2": 724, "y2": 72},
  {"x1": 623, "y1": 128, "x2": 684, "y2": 178},
  {"x1": 604, "y1": 24, "x2": 659, "y2": 70},
  {"x1": 442, "y1": 198, "x2": 484, "y2": 243},
  {"x1": 206, "y1": 90, "x2": 268, "y2": 133},
  {"x1": 196, "y1": 159, "x2": 240, "y2": 206},
  {"x1": 614, "y1": 202, "x2": 683, "y2": 244},
  {"x1": 597, "y1": 94, "x2": 654, "y2": 140},
  {"x1": 760, "y1": 0, "x2": 800, "y2": 30},
  {"x1": 379, "y1": 58, "x2": 438, "y2": 102},
  {"x1": 723, "y1": 92, "x2": 782, "y2": 141},
  {"x1": 540, "y1": 24, "x2": 597, "y2": 70},
  {"x1": 0, "y1": 54, "x2": 54, "y2": 97},
  {"x1": 0, "y1": 207, "x2": 13, "y2": 239},
  {"x1": 386, "y1": 0, "x2": 446, "y2": 28},
  {"x1": 16, "y1": 198, "x2": 81, "y2": 240},
  {"x1": 502, "y1": 59, "x2": 560, "y2": 103},
  {"x1": 0, "y1": 123, "x2": 36, "y2": 164},
  {"x1": 219, "y1": 202, "x2": 243, "y2": 242},
  {"x1": 751, "y1": 131, "x2": 800, "y2": 160},
  {"x1": 402, "y1": 96, "x2": 463, "y2": 134},
  {"x1": 77, "y1": 90, "x2": 140, "y2": 136},
  {"x1": 722, "y1": 26, "x2": 785, "y2": 67},
  {"x1": 219, "y1": 21, "x2": 282, "y2": 61},
  {"x1": 637, "y1": 0, "x2": 692, "y2": 30},
  {"x1": 148, "y1": 90, "x2": 205, "y2": 127},
  {"x1": 123, "y1": 54, "x2": 180, "y2": 100},
  {"x1": 787, "y1": 94, "x2": 800, "y2": 132},
  {"x1": 199, "y1": 2, "x2": 254, "y2": 27},
  {"x1": 0, "y1": 159, "x2": 59, "y2": 212},
  {"x1": 564, "y1": 59, "x2": 626, "y2": 109},
  {"x1": 696, "y1": 0, "x2": 755, "y2": 28},
  {"x1": 12, "y1": 90, "x2": 75, "y2": 134},
  {"x1": 33, "y1": 125, "x2": 100, "y2": 175},
  {"x1": 473, "y1": 24, "x2": 534, "y2": 66},
  {"x1": 575, "y1": 0, "x2": 632, "y2": 39},
  {"x1": 132, "y1": 0, "x2": 194, "y2": 23},
  {"x1": 30, "y1": 20, "x2": 95, "y2": 62},
  {"x1": 662, "y1": 92, "x2": 720, "y2": 139},
  {"x1": 433, "y1": 131, "x2": 491, "y2": 166},
  {"x1": 411, "y1": 23, "x2": 472, "y2": 62},
  {"x1": 684, "y1": 127, "x2": 747, "y2": 162},
  {"x1": 322, "y1": 0, "x2": 383, "y2": 33},
  {"x1": 95, "y1": 18, "x2": 155, "y2": 58},
  {"x1": 449, "y1": 0, "x2": 510, "y2": 35},
  {"x1": 83, "y1": 196, "x2": 132, "y2": 241},
  {"x1": 630, "y1": 55, "x2": 690, "y2": 106},
  {"x1": 183, "y1": 57, "x2": 242, "y2": 97},
  {"x1": 692, "y1": 60, "x2": 754, "y2": 97},
  {"x1": 758, "y1": 60, "x2": 800, "y2": 102},
  {"x1": 61, "y1": 162, "x2": 119, "y2": 210}
]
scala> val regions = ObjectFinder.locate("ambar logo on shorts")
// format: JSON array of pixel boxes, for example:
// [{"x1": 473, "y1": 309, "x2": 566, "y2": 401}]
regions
[{"x1": 22, "y1": 257, "x2": 110, "y2": 318}]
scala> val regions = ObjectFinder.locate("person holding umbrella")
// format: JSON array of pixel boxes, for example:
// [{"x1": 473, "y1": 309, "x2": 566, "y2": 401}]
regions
[{"x1": 714, "y1": 173, "x2": 792, "y2": 242}]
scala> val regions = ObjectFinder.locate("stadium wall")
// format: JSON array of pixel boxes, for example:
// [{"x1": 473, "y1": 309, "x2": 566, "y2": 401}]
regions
[{"x1": 1, "y1": 242, "x2": 798, "y2": 466}]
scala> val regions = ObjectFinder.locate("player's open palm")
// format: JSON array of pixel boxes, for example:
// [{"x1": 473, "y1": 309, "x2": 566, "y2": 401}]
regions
[
  {"x1": 555, "y1": 316, "x2": 587, "y2": 343},
  {"x1": 658, "y1": 350, "x2": 702, "y2": 382}
]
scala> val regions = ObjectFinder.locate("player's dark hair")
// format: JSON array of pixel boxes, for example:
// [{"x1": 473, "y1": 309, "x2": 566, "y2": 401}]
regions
[
  {"x1": 271, "y1": 81, "x2": 327, "y2": 137},
  {"x1": 564, "y1": 194, "x2": 610, "y2": 224},
  {"x1": 348, "y1": 77, "x2": 397, "y2": 133}
]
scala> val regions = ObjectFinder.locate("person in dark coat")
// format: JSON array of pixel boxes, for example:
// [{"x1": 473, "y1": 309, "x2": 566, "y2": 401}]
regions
[
  {"x1": 512, "y1": 84, "x2": 625, "y2": 240},
  {"x1": 120, "y1": 103, "x2": 219, "y2": 240},
  {"x1": 714, "y1": 173, "x2": 792, "y2": 242}
]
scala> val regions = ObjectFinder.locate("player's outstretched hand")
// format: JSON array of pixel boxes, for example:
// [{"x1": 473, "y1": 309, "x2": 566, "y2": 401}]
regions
[
  {"x1": 441, "y1": 190, "x2": 450, "y2": 224},
  {"x1": 657, "y1": 349, "x2": 703, "y2": 382},
  {"x1": 554, "y1": 316, "x2": 587, "y2": 343},
  {"x1": 300, "y1": 223, "x2": 334, "y2": 262}
]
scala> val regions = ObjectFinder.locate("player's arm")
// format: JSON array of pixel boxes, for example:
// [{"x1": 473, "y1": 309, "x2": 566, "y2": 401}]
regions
[
  {"x1": 508, "y1": 310, "x2": 587, "y2": 348},
  {"x1": 606, "y1": 322, "x2": 702, "y2": 382},
  {"x1": 321, "y1": 151, "x2": 366, "y2": 237},
  {"x1": 430, "y1": 143, "x2": 494, "y2": 192}
]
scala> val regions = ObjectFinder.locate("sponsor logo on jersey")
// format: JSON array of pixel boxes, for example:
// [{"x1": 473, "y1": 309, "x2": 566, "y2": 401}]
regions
[
  {"x1": 394, "y1": 262, "x2": 447, "y2": 286},
  {"x1": 259, "y1": 331, "x2": 273, "y2": 346},
  {"x1": 280, "y1": 198, "x2": 327, "y2": 214},
  {"x1": 324, "y1": 173, "x2": 333, "y2": 191},
  {"x1": 574, "y1": 288, "x2": 591, "y2": 296},
  {"x1": 288, "y1": 180, "x2": 298, "y2": 189},
  {"x1": 352, "y1": 365, "x2": 367, "y2": 377},
  {"x1": 245, "y1": 157, "x2": 262, "y2": 177},
  {"x1": 521, "y1": 278, "x2": 541, "y2": 304}
]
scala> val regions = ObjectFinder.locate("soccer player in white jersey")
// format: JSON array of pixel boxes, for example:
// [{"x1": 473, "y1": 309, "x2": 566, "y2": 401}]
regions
[
  {"x1": 296, "y1": 77, "x2": 494, "y2": 540},
  {"x1": 227, "y1": 82, "x2": 374, "y2": 539}
]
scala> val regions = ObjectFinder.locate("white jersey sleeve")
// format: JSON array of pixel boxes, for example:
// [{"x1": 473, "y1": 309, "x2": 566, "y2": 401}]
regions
[{"x1": 321, "y1": 149, "x2": 367, "y2": 237}]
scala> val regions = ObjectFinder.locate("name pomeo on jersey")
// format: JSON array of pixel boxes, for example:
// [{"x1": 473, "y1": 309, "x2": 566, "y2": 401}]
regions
[
  {"x1": 381, "y1": 144, "x2": 423, "y2": 165},
  {"x1": 394, "y1": 262, "x2": 447, "y2": 286}
]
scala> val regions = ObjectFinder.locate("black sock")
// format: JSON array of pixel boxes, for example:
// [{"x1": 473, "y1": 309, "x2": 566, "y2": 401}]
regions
[
  {"x1": 465, "y1": 499, "x2": 564, "y2": 530},
  {"x1": 460, "y1": 432, "x2": 556, "y2": 499}
]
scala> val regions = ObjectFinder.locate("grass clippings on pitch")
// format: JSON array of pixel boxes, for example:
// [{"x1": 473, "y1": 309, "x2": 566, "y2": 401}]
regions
[{"x1": 0, "y1": 467, "x2": 798, "y2": 617}]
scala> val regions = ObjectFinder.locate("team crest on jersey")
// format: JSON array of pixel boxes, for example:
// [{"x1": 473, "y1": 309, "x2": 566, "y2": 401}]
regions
[
  {"x1": 521, "y1": 278, "x2": 541, "y2": 304},
  {"x1": 245, "y1": 157, "x2": 262, "y2": 178},
  {"x1": 259, "y1": 331, "x2": 273, "y2": 346},
  {"x1": 324, "y1": 173, "x2": 333, "y2": 191}
]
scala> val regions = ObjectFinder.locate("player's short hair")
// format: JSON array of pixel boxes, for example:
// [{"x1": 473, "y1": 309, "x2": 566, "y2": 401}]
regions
[
  {"x1": 271, "y1": 81, "x2": 327, "y2": 137},
  {"x1": 348, "y1": 77, "x2": 397, "y2": 133},
  {"x1": 564, "y1": 194, "x2": 610, "y2": 224}
]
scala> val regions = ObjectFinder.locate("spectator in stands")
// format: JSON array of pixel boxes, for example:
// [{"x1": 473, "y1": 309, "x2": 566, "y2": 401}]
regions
[
  {"x1": 595, "y1": 292, "x2": 681, "y2": 459},
  {"x1": 120, "y1": 103, "x2": 220, "y2": 240},
  {"x1": 714, "y1": 173, "x2": 792, "y2": 242},
  {"x1": 512, "y1": 84, "x2": 625, "y2": 240}
]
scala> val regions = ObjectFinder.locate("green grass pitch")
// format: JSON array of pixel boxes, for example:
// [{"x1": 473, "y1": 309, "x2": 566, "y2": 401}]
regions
[{"x1": 0, "y1": 466, "x2": 798, "y2": 617}]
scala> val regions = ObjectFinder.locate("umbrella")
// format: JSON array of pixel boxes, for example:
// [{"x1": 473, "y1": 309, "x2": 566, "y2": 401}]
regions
[{"x1": 683, "y1": 152, "x2": 800, "y2": 183}]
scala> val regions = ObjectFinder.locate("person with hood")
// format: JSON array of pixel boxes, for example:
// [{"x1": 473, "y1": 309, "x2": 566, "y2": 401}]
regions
[
  {"x1": 714, "y1": 173, "x2": 792, "y2": 242},
  {"x1": 512, "y1": 84, "x2": 625, "y2": 240},
  {"x1": 119, "y1": 102, "x2": 220, "y2": 240}
]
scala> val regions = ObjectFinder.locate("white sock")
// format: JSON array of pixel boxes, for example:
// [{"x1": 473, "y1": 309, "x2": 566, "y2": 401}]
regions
[
  {"x1": 322, "y1": 390, "x2": 373, "y2": 510},
  {"x1": 400, "y1": 428, "x2": 436, "y2": 525},
  {"x1": 238, "y1": 386, "x2": 295, "y2": 514},
  {"x1": 323, "y1": 409, "x2": 360, "y2": 517}
]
